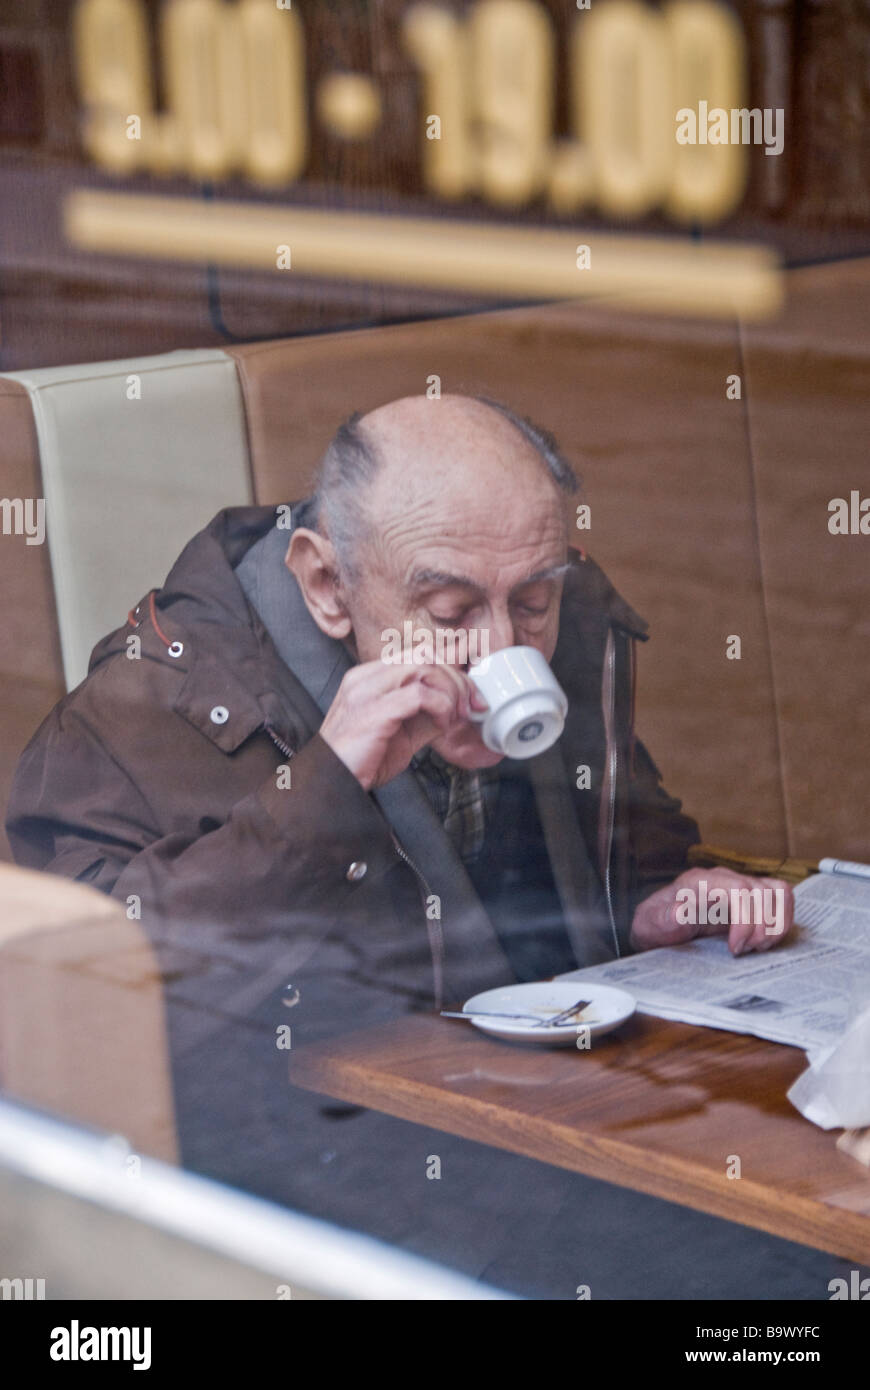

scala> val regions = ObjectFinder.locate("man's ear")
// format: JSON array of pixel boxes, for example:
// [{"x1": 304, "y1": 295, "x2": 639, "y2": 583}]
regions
[{"x1": 285, "y1": 528, "x2": 353, "y2": 640}]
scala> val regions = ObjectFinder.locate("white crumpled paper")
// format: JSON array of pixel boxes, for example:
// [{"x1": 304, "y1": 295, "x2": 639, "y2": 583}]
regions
[{"x1": 788, "y1": 1003, "x2": 870, "y2": 1129}]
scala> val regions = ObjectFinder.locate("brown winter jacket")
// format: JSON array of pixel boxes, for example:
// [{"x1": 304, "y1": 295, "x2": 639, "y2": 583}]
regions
[{"x1": 6, "y1": 504, "x2": 700, "y2": 1021}]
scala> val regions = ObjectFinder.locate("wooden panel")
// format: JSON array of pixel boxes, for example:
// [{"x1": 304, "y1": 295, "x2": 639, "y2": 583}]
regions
[{"x1": 740, "y1": 258, "x2": 870, "y2": 862}]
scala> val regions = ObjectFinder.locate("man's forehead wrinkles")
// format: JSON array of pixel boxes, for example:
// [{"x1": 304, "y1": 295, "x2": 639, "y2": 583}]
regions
[
  {"x1": 406, "y1": 556, "x2": 569, "y2": 595},
  {"x1": 390, "y1": 515, "x2": 565, "y2": 552},
  {"x1": 385, "y1": 515, "x2": 555, "y2": 546},
  {"x1": 372, "y1": 492, "x2": 564, "y2": 543},
  {"x1": 392, "y1": 530, "x2": 561, "y2": 575},
  {"x1": 375, "y1": 499, "x2": 436, "y2": 549},
  {"x1": 366, "y1": 484, "x2": 568, "y2": 591}
]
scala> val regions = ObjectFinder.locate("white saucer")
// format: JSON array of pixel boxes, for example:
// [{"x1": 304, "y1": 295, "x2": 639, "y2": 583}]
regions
[{"x1": 460, "y1": 981, "x2": 636, "y2": 1047}]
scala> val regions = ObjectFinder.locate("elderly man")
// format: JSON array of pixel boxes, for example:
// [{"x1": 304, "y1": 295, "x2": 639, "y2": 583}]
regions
[
  {"x1": 8, "y1": 394, "x2": 792, "y2": 1030},
  {"x1": 6, "y1": 394, "x2": 824, "y2": 1299}
]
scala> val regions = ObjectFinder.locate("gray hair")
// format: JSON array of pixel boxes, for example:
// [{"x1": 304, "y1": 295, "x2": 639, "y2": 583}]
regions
[
  {"x1": 312, "y1": 397, "x2": 580, "y2": 582},
  {"x1": 475, "y1": 397, "x2": 580, "y2": 495}
]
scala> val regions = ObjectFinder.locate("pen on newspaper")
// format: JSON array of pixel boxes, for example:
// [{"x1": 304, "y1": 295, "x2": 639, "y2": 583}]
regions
[{"x1": 818, "y1": 859, "x2": 870, "y2": 881}]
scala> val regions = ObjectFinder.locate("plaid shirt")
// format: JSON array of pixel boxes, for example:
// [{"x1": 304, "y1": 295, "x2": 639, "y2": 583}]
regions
[{"x1": 411, "y1": 746, "x2": 502, "y2": 864}]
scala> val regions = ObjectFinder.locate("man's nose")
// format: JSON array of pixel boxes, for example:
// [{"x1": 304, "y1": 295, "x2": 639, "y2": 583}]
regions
[{"x1": 481, "y1": 611, "x2": 516, "y2": 656}]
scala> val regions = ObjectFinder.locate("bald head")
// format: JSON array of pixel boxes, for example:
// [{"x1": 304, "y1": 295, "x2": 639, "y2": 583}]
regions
[
  {"x1": 361, "y1": 394, "x2": 557, "y2": 486},
  {"x1": 314, "y1": 393, "x2": 578, "y2": 582}
]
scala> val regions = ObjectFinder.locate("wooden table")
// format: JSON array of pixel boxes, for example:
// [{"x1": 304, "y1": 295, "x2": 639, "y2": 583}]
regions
[{"x1": 288, "y1": 1012, "x2": 870, "y2": 1264}]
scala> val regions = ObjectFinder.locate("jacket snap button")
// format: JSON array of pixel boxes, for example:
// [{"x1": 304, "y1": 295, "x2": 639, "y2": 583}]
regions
[
  {"x1": 346, "y1": 861, "x2": 367, "y2": 883},
  {"x1": 168, "y1": 641, "x2": 184, "y2": 658},
  {"x1": 209, "y1": 706, "x2": 229, "y2": 725}
]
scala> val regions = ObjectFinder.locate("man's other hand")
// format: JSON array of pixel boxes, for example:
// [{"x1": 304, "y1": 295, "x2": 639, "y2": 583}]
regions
[{"x1": 629, "y1": 867, "x2": 795, "y2": 956}]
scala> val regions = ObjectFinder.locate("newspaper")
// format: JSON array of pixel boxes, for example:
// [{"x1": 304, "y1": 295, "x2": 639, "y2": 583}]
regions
[{"x1": 559, "y1": 873, "x2": 870, "y2": 1056}]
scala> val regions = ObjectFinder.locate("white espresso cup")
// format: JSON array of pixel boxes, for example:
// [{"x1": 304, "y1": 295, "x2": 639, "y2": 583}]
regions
[{"x1": 467, "y1": 645, "x2": 568, "y2": 758}]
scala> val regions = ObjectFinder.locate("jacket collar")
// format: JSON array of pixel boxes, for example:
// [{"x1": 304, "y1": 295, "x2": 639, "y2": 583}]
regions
[
  {"x1": 558, "y1": 547, "x2": 648, "y2": 652},
  {"x1": 108, "y1": 506, "x2": 321, "y2": 754},
  {"x1": 234, "y1": 505, "x2": 353, "y2": 716}
]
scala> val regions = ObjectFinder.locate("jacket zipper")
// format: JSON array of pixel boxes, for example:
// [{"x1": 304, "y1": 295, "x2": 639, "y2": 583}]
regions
[
  {"x1": 264, "y1": 724, "x2": 295, "y2": 759},
  {"x1": 601, "y1": 631, "x2": 621, "y2": 958}
]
